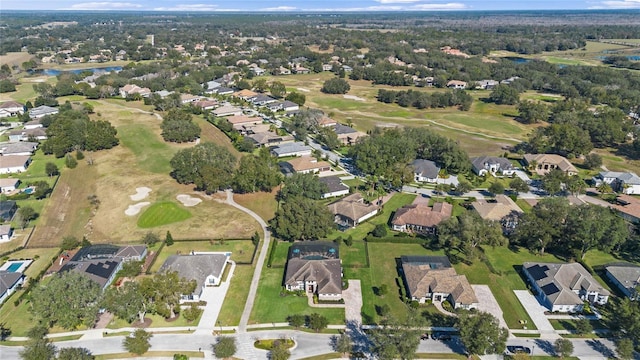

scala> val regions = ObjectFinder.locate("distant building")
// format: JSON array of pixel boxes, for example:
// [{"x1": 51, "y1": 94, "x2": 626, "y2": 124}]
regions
[
  {"x1": 271, "y1": 142, "x2": 312, "y2": 158},
  {"x1": 605, "y1": 265, "x2": 640, "y2": 300},
  {"x1": 470, "y1": 156, "x2": 517, "y2": 176},
  {"x1": 446, "y1": 80, "x2": 467, "y2": 89},
  {"x1": 328, "y1": 193, "x2": 380, "y2": 228},
  {"x1": 472, "y1": 194, "x2": 524, "y2": 234},
  {"x1": 412, "y1": 159, "x2": 440, "y2": 183},
  {"x1": 0, "y1": 101, "x2": 25, "y2": 118},
  {"x1": 0, "y1": 142, "x2": 38, "y2": 156},
  {"x1": 523, "y1": 154, "x2": 578, "y2": 176},
  {"x1": 285, "y1": 156, "x2": 331, "y2": 175},
  {"x1": 319, "y1": 176, "x2": 350, "y2": 198},
  {"x1": 593, "y1": 171, "x2": 640, "y2": 195},
  {"x1": 28, "y1": 105, "x2": 58, "y2": 119}
]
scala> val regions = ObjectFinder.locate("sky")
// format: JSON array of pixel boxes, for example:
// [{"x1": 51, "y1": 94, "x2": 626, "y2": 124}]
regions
[{"x1": 2, "y1": 0, "x2": 640, "y2": 11}]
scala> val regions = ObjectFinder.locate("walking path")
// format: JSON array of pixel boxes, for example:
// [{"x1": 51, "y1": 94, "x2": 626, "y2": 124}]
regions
[
  {"x1": 194, "y1": 260, "x2": 236, "y2": 335},
  {"x1": 433, "y1": 301, "x2": 457, "y2": 317},
  {"x1": 513, "y1": 290, "x2": 558, "y2": 339},
  {"x1": 224, "y1": 190, "x2": 271, "y2": 333}
]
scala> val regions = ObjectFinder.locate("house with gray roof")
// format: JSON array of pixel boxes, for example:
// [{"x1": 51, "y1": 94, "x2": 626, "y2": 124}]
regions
[
  {"x1": 593, "y1": 171, "x2": 640, "y2": 195},
  {"x1": 284, "y1": 242, "x2": 342, "y2": 301},
  {"x1": 8, "y1": 128, "x2": 47, "y2": 142},
  {"x1": 522, "y1": 262, "x2": 609, "y2": 312},
  {"x1": 28, "y1": 105, "x2": 58, "y2": 119},
  {"x1": 319, "y1": 176, "x2": 349, "y2": 198},
  {"x1": 471, "y1": 156, "x2": 517, "y2": 176},
  {"x1": 328, "y1": 193, "x2": 380, "y2": 228},
  {"x1": 159, "y1": 252, "x2": 230, "y2": 301},
  {"x1": 400, "y1": 256, "x2": 478, "y2": 310},
  {"x1": 271, "y1": 142, "x2": 312, "y2": 158},
  {"x1": 605, "y1": 265, "x2": 640, "y2": 300},
  {"x1": 0, "y1": 271, "x2": 24, "y2": 304},
  {"x1": 412, "y1": 159, "x2": 440, "y2": 183},
  {"x1": 0, "y1": 142, "x2": 38, "y2": 156}
]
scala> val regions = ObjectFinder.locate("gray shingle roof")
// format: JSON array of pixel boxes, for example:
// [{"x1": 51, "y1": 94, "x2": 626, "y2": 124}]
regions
[
  {"x1": 470, "y1": 156, "x2": 514, "y2": 173},
  {"x1": 284, "y1": 258, "x2": 342, "y2": 295},
  {"x1": 0, "y1": 271, "x2": 23, "y2": 297},
  {"x1": 606, "y1": 265, "x2": 640, "y2": 295},
  {"x1": 271, "y1": 142, "x2": 311, "y2": 156},
  {"x1": 319, "y1": 176, "x2": 349, "y2": 194},
  {"x1": 159, "y1": 254, "x2": 229, "y2": 296},
  {"x1": 524, "y1": 262, "x2": 609, "y2": 306},
  {"x1": 412, "y1": 159, "x2": 440, "y2": 179}
]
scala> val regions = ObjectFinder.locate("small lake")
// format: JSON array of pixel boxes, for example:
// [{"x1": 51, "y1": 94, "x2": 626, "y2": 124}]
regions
[
  {"x1": 35, "y1": 66, "x2": 123, "y2": 76},
  {"x1": 598, "y1": 55, "x2": 640, "y2": 61},
  {"x1": 503, "y1": 57, "x2": 532, "y2": 64}
]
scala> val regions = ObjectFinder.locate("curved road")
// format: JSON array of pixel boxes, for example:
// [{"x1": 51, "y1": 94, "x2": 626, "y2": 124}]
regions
[{"x1": 223, "y1": 190, "x2": 271, "y2": 333}]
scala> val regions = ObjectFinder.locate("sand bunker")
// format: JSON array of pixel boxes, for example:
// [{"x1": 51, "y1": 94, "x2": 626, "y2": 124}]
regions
[
  {"x1": 130, "y1": 187, "x2": 152, "y2": 201},
  {"x1": 177, "y1": 194, "x2": 202, "y2": 207},
  {"x1": 296, "y1": 87, "x2": 310, "y2": 92},
  {"x1": 125, "y1": 202, "x2": 150, "y2": 216},
  {"x1": 343, "y1": 94, "x2": 365, "y2": 101}
]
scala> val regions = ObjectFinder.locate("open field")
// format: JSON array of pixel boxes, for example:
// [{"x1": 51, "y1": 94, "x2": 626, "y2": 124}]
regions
[
  {"x1": 233, "y1": 189, "x2": 279, "y2": 222},
  {"x1": 149, "y1": 240, "x2": 256, "y2": 273},
  {"x1": 137, "y1": 202, "x2": 192, "y2": 228},
  {"x1": 29, "y1": 99, "x2": 260, "y2": 247},
  {"x1": 0, "y1": 52, "x2": 34, "y2": 68},
  {"x1": 218, "y1": 264, "x2": 254, "y2": 326},
  {"x1": 194, "y1": 116, "x2": 241, "y2": 159}
]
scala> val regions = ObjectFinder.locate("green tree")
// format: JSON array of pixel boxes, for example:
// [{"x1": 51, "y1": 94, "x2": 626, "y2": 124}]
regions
[
  {"x1": 372, "y1": 224, "x2": 388, "y2": 238},
  {"x1": 212, "y1": 336, "x2": 237, "y2": 359},
  {"x1": 574, "y1": 318, "x2": 593, "y2": 335},
  {"x1": 565, "y1": 205, "x2": 629, "y2": 259},
  {"x1": 45, "y1": 162, "x2": 59, "y2": 177},
  {"x1": 457, "y1": 312, "x2": 508, "y2": 356},
  {"x1": 139, "y1": 272, "x2": 196, "y2": 319},
  {"x1": 270, "y1": 339, "x2": 291, "y2": 360},
  {"x1": 278, "y1": 173, "x2": 328, "y2": 201},
  {"x1": 514, "y1": 197, "x2": 570, "y2": 255},
  {"x1": 19, "y1": 326, "x2": 56, "y2": 360},
  {"x1": 541, "y1": 169, "x2": 566, "y2": 195},
  {"x1": 61, "y1": 236, "x2": 80, "y2": 250},
  {"x1": 489, "y1": 84, "x2": 520, "y2": 105},
  {"x1": 30, "y1": 272, "x2": 102, "y2": 329},
  {"x1": 161, "y1": 109, "x2": 201, "y2": 143},
  {"x1": 369, "y1": 317, "x2": 421, "y2": 360},
  {"x1": 307, "y1": 313, "x2": 329, "y2": 332},
  {"x1": 123, "y1": 329, "x2": 152, "y2": 355},
  {"x1": 0, "y1": 322, "x2": 11, "y2": 340},
  {"x1": 102, "y1": 281, "x2": 148, "y2": 324},
  {"x1": 0, "y1": 79, "x2": 16, "y2": 93},
  {"x1": 509, "y1": 177, "x2": 530, "y2": 195},
  {"x1": 170, "y1": 143, "x2": 237, "y2": 193},
  {"x1": 57, "y1": 347, "x2": 95, "y2": 360},
  {"x1": 270, "y1": 81, "x2": 287, "y2": 98},
  {"x1": 182, "y1": 303, "x2": 202, "y2": 322},
  {"x1": 321, "y1": 78, "x2": 350, "y2": 94},
  {"x1": 437, "y1": 212, "x2": 506, "y2": 262},
  {"x1": 333, "y1": 333, "x2": 352, "y2": 357},
  {"x1": 270, "y1": 196, "x2": 334, "y2": 241},
  {"x1": 583, "y1": 153, "x2": 602, "y2": 170},
  {"x1": 517, "y1": 100, "x2": 549, "y2": 123},
  {"x1": 287, "y1": 314, "x2": 305, "y2": 328},
  {"x1": 488, "y1": 182, "x2": 505, "y2": 196},
  {"x1": 554, "y1": 338, "x2": 574, "y2": 358},
  {"x1": 142, "y1": 232, "x2": 160, "y2": 246},
  {"x1": 252, "y1": 78, "x2": 268, "y2": 93},
  {"x1": 565, "y1": 175, "x2": 586, "y2": 196},
  {"x1": 165, "y1": 231, "x2": 174, "y2": 246},
  {"x1": 316, "y1": 126, "x2": 341, "y2": 150},
  {"x1": 596, "y1": 182, "x2": 613, "y2": 194},
  {"x1": 608, "y1": 298, "x2": 640, "y2": 347},
  {"x1": 454, "y1": 180, "x2": 473, "y2": 195},
  {"x1": 33, "y1": 180, "x2": 51, "y2": 199},
  {"x1": 16, "y1": 205, "x2": 37, "y2": 229},
  {"x1": 65, "y1": 154, "x2": 78, "y2": 169},
  {"x1": 285, "y1": 92, "x2": 306, "y2": 106},
  {"x1": 232, "y1": 152, "x2": 282, "y2": 194},
  {"x1": 615, "y1": 338, "x2": 634, "y2": 360}
]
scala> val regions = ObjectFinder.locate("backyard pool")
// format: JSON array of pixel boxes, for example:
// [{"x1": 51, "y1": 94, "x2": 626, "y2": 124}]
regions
[
  {"x1": 22, "y1": 187, "x2": 35, "y2": 194},
  {"x1": 6, "y1": 262, "x2": 23, "y2": 272},
  {"x1": 0, "y1": 259, "x2": 33, "y2": 273}
]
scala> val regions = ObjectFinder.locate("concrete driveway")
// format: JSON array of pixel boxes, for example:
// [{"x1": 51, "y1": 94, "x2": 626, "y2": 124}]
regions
[
  {"x1": 472, "y1": 285, "x2": 508, "y2": 331},
  {"x1": 344, "y1": 280, "x2": 363, "y2": 325},
  {"x1": 513, "y1": 290, "x2": 557, "y2": 338}
]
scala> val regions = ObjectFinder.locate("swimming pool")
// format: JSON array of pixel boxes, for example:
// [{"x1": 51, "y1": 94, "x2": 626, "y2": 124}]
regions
[
  {"x1": 6, "y1": 262, "x2": 23, "y2": 272},
  {"x1": 23, "y1": 188, "x2": 34, "y2": 194}
]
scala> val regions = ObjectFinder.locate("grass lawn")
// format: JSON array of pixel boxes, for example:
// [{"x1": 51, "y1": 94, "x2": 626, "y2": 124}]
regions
[
  {"x1": 344, "y1": 266, "x2": 376, "y2": 323},
  {"x1": 549, "y1": 319, "x2": 606, "y2": 331},
  {"x1": 269, "y1": 240, "x2": 291, "y2": 268},
  {"x1": 149, "y1": 240, "x2": 256, "y2": 273},
  {"x1": 106, "y1": 312, "x2": 203, "y2": 330},
  {"x1": 137, "y1": 201, "x2": 192, "y2": 228},
  {"x1": 233, "y1": 189, "x2": 278, "y2": 222},
  {"x1": 217, "y1": 264, "x2": 253, "y2": 326},
  {"x1": 117, "y1": 122, "x2": 176, "y2": 174},
  {"x1": 249, "y1": 264, "x2": 345, "y2": 325},
  {"x1": 341, "y1": 240, "x2": 368, "y2": 268},
  {"x1": 95, "y1": 351, "x2": 204, "y2": 360}
]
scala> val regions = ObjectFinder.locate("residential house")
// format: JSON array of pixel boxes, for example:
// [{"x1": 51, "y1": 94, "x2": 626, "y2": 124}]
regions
[
  {"x1": 285, "y1": 156, "x2": 331, "y2": 175},
  {"x1": 334, "y1": 123, "x2": 367, "y2": 146},
  {"x1": 212, "y1": 104, "x2": 243, "y2": 117},
  {"x1": 328, "y1": 193, "x2": 380, "y2": 228},
  {"x1": 471, "y1": 156, "x2": 517, "y2": 176},
  {"x1": 271, "y1": 142, "x2": 312, "y2": 158},
  {"x1": 446, "y1": 80, "x2": 467, "y2": 89},
  {"x1": 23, "y1": 119, "x2": 43, "y2": 130},
  {"x1": 319, "y1": 176, "x2": 350, "y2": 198},
  {"x1": 0, "y1": 178, "x2": 20, "y2": 193},
  {"x1": 412, "y1": 159, "x2": 441, "y2": 183},
  {"x1": 0, "y1": 271, "x2": 24, "y2": 304},
  {"x1": 0, "y1": 225, "x2": 12, "y2": 242},
  {"x1": 0, "y1": 142, "x2": 38, "y2": 156},
  {"x1": 203, "y1": 80, "x2": 222, "y2": 94},
  {"x1": 523, "y1": 154, "x2": 578, "y2": 176},
  {"x1": 342, "y1": 65, "x2": 353, "y2": 72},
  {"x1": 441, "y1": 46, "x2": 471, "y2": 58},
  {"x1": 613, "y1": 194, "x2": 640, "y2": 223},
  {"x1": 215, "y1": 87, "x2": 235, "y2": 96},
  {"x1": 605, "y1": 265, "x2": 640, "y2": 300},
  {"x1": 193, "y1": 99, "x2": 218, "y2": 111},
  {"x1": 0, "y1": 101, "x2": 24, "y2": 118},
  {"x1": 119, "y1": 84, "x2": 151, "y2": 98},
  {"x1": 284, "y1": 242, "x2": 343, "y2": 301},
  {"x1": 322, "y1": 64, "x2": 333, "y2": 71},
  {"x1": 472, "y1": 194, "x2": 524, "y2": 234},
  {"x1": 475, "y1": 80, "x2": 499, "y2": 90},
  {"x1": 226, "y1": 115, "x2": 262, "y2": 131},
  {"x1": 268, "y1": 100, "x2": 299, "y2": 112},
  {"x1": 277, "y1": 66, "x2": 292, "y2": 75},
  {"x1": 239, "y1": 124, "x2": 270, "y2": 135},
  {"x1": 293, "y1": 66, "x2": 310, "y2": 74},
  {"x1": 501, "y1": 76, "x2": 521, "y2": 85},
  {"x1": 159, "y1": 252, "x2": 230, "y2": 301},
  {"x1": 233, "y1": 89, "x2": 258, "y2": 101},
  {"x1": 250, "y1": 94, "x2": 278, "y2": 106},
  {"x1": 8, "y1": 128, "x2": 47, "y2": 142},
  {"x1": 247, "y1": 132, "x2": 294, "y2": 147},
  {"x1": 318, "y1": 117, "x2": 337, "y2": 128},
  {"x1": 28, "y1": 105, "x2": 58, "y2": 119},
  {"x1": 592, "y1": 171, "x2": 640, "y2": 195},
  {"x1": 400, "y1": 256, "x2": 478, "y2": 309},
  {"x1": 180, "y1": 94, "x2": 202, "y2": 104},
  {"x1": 251, "y1": 67, "x2": 266, "y2": 76},
  {"x1": 154, "y1": 90, "x2": 174, "y2": 99},
  {"x1": 0, "y1": 155, "x2": 31, "y2": 174},
  {"x1": 59, "y1": 244, "x2": 147, "y2": 290},
  {"x1": 522, "y1": 262, "x2": 610, "y2": 312},
  {"x1": 392, "y1": 202, "x2": 452, "y2": 235},
  {"x1": 0, "y1": 201, "x2": 17, "y2": 221}
]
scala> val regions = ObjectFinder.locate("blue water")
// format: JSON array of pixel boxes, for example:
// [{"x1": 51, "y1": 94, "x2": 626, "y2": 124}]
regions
[
  {"x1": 504, "y1": 57, "x2": 532, "y2": 64},
  {"x1": 35, "y1": 66, "x2": 123, "y2": 76},
  {"x1": 598, "y1": 55, "x2": 640, "y2": 61},
  {"x1": 6, "y1": 262, "x2": 22, "y2": 272},
  {"x1": 23, "y1": 188, "x2": 33, "y2": 194}
]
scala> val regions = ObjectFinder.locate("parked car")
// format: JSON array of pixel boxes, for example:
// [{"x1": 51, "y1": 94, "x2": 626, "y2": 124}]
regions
[
  {"x1": 506, "y1": 346, "x2": 531, "y2": 354},
  {"x1": 420, "y1": 333, "x2": 429, "y2": 340},
  {"x1": 431, "y1": 332, "x2": 453, "y2": 341}
]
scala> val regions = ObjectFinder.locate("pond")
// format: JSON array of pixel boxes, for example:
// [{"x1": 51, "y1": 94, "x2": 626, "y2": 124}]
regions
[
  {"x1": 503, "y1": 57, "x2": 532, "y2": 64},
  {"x1": 33, "y1": 66, "x2": 123, "y2": 76}
]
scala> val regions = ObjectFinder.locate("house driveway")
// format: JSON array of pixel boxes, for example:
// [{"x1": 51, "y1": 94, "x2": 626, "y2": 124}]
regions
[
  {"x1": 472, "y1": 285, "x2": 508, "y2": 331},
  {"x1": 513, "y1": 290, "x2": 558, "y2": 339},
  {"x1": 194, "y1": 260, "x2": 236, "y2": 335},
  {"x1": 343, "y1": 280, "x2": 363, "y2": 325}
]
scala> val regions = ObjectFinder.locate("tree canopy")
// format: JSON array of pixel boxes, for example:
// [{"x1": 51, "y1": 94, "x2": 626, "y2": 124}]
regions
[
  {"x1": 277, "y1": 172, "x2": 328, "y2": 201},
  {"x1": 42, "y1": 109, "x2": 119, "y2": 158},
  {"x1": 231, "y1": 150, "x2": 282, "y2": 193},
  {"x1": 161, "y1": 108, "x2": 201, "y2": 143},
  {"x1": 170, "y1": 142, "x2": 236, "y2": 193},
  {"x1": 437, "y1": 211, "x2": 507, "y2": 262},
  {"x1": 321, "y1": 78, "x2": 350, "y2": 94},
  {"x1": 457, "y1": 312, "x2": 508, "y2": 356},
  {"x1": 270, "y1": 196, "x2": 334, "y2": 241}
]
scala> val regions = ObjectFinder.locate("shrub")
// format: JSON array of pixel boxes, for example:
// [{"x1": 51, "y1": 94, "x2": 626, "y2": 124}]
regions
[
  {"x1": 182, "y1": 303, "x2": 202, "y2": 322},
  {"x1": 65, "y1": 154, "x2": 78, "y2": 169}
]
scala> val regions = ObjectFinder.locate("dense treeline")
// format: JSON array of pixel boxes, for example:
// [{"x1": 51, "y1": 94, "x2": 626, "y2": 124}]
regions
[
  {"x1": 348, "y1": 127, "x2": 470, "y2": 186},
  {"x1": 160, "y1": 109, "x2": 201, "y2": 143},
  {"x1": 377, "y1": 89, "x2": 473, "y2": 111}
]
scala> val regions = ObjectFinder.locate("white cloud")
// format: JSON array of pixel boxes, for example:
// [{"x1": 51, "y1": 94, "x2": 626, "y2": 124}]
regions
[
  {"x1": 374, "y1": 0, "x2": 422, "y2": 3},
  {"x1": 588, "y1": 0, "x2": 640, "y2": 8},
  {"x1": 153, "y1": 4, "x2": 240, "y2": 11},
  {"x1": 261, "y1": 6, "x2": 298, "y2": 11},
  {"x1": 67, "y1": 2, "x2": 142, "y2": 10},
  {"x1": 411, "y1": 2, "x2": 467, "y2": 9}
]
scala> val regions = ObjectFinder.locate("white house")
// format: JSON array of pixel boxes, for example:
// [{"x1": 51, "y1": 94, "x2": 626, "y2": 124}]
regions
[
  {"x1": 0, "y1": 156, "x2": 31, "y2": 174},
  {"x1": 0, "y1": 178, "x2": 20, "y2": 193},
  {"x1": 0, "y1": 142, "x2": 38, "y2": 156},
  {"x1": 271, "y1": 142, "x2": 312, "y2": 158},
  {"x1": 284, "y1": 242, "x2": 343, "y2": 301},
  {"x1": 471, "y1": 156, "x2": 517, "y2": 176},
  {"x1": 605, "y1": 265, "x2": 640, "y2": 300},
  {"x1": 0, "y1": 225, "x2": 12, "y2": 242},
  {"x1": 23, "y1": 119, "x2": 43, "y2": 130},
  {"x1": 593, "y1": 171, "x2": 640, "y2": 195},
  {"x1": 0, "y1": 271, "x2": 25, "y2": 304},
  {"x1": 159, "y1": 252, "x2": 230, "y2": 301},
  {"x1": 319, "y1": 176, "x2": 350, "y2": 198},
  {"x1": 8, "y1": 128, "x2": 47, "y2": 142},
  {"x1": 523, "y1": 262, "x2": 610, "y2": 312},
  {"x1": 412, "y1": 159, "x2": 441, "y2": 183},
  {"x1": 0, "y1": 101, "x2": 24, "y2": 118},
  {"x1": 28, "y1": 105, "x2": 58, "y2": 119},
  {"x1": 446, "y1": 80, "x2": 467, "y2": 89}
]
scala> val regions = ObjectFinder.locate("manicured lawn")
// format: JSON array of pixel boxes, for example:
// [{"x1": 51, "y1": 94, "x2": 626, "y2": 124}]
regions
[
  {"x1": 344, "y1": 266, "x2": 376, "y2": 323},
  {"x1": 106, "y1": 312, "x2": 203, "y2": 330},
  {"x1": 137, "y1": 201, "x2": 192, "y2": 228},
  {"x1": 117, "y1": 122, "x2": 176, "y2": 174},
  {"x1": 95, "y1": 351, "x2": 204, "y2": 359},
  {"x1": 233, "y1": 189, "x2": 278, "y2": 222},
  {"x1": 549, "y1": 319, "x2": 606, "y2": 331},
  {"x1": 149, "y1": 240, "x2": 256, "y2": 273},
  {"x1": 217, "y1": 264, "x2": 253, "y2": 326},
  {"x1": 249, "y1": 265, "x2": 345, "y2": 325},
  {"x1": 341, "y1": 240, "x2": 368, "y2": 268},
  {"x1": 269, "y1": 240, "x2": 291, "y2": 268}
]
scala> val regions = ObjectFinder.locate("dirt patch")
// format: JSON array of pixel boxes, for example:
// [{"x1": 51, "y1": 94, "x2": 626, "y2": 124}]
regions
[
  {"x1": 125, "y1": 202, "x2": 151, "y2": 216},
  {"x1": 176, "y1": 194, "x2": 202, "y2": 207},
  {"x1": 296, "y1": 87, "x2": 310, "y2": 92},
  {"x1": 132, "y1": 317, "x2": 152, "y2": 328},
  {"x1": 130, "y1": 187, "x2": 152, "y2": 201},
  {"x1": 343, "y1": 94, "x2": 366, "y2": 101}
]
